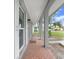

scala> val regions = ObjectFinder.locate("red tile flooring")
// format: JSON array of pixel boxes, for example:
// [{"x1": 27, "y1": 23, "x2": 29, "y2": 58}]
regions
[{"x1": 22, "y1": 38, "x2": 56, "y2": 59}]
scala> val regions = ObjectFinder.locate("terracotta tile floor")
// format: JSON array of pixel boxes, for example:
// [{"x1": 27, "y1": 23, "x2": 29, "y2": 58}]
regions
[{"x1": 22, "y1": 38, "x2": 56, "y2": 59}]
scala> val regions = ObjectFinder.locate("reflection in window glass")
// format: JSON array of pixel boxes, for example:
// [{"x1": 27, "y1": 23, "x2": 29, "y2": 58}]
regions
[
  {"x1": 19, "y1": 30, "x2": 23, "y2": 49},
  {"x1": 19, "y1": 8, "x2": 24, "y2": 28}
]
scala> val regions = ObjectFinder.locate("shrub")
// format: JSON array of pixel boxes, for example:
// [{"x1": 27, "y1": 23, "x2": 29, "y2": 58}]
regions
[{"x1": 48, "y1": 30, "x2": 51, "y2": 36}]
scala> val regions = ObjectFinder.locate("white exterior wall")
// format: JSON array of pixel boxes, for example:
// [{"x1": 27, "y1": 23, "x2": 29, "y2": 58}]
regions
[
  {"x1": 15, "y1": 0, "x2": 30, "y2": 59},
  {"x1": 14, "y1": 0, "x2": 19, "y2": 59}
]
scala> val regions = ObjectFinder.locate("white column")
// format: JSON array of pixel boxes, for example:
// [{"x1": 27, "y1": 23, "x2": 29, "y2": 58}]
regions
[
  {"x1": 28, "y1": 21, "x2": 32, "y2": 40},
  {"x1": 44, "y1": 7, "x2": 49, "y2": 48},
  {"x1": 39, "y1": 19, "x2": 42, "y2": 39},
  {"x1": 30, "y1": 22, "x2": 32, "y2": 40}
]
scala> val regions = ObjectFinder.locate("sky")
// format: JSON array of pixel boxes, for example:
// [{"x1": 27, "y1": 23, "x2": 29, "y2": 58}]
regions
[{"x1": 50, "y1": 5, "x2": 64, "y2": 26}]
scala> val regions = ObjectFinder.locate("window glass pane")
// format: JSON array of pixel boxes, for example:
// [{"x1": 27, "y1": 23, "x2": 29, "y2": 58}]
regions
[
  {"x1": 19, "y1": 30, "x2": 23, "y2": 49},
  {"x1": 19, "y1": 8, "x2": 24, "y2": 28}
]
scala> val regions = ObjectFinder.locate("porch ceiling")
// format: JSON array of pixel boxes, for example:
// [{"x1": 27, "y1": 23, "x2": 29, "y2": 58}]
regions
[
  {"x1": 24, "y1": 0, "x2": 64, "y2": 24},
  {"x1": 24, "y1": 0, "x2": 48, "y2": 24}
]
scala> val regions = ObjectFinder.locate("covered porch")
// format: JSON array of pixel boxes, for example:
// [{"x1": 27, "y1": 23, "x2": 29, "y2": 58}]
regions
[{"x1": 14, "y1": 0, "x2": 64, "y2": 59}]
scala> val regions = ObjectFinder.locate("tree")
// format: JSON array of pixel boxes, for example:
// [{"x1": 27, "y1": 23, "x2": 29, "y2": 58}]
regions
[{"x1": 53, "y1": 22, "x2": 62, "y2": 28}]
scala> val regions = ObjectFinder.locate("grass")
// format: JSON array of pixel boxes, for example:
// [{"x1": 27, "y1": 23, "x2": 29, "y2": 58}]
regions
[
  {"x1": 32, "y1": 32, "x2": 39, "y2": 36},
  {"x1": 33, "y1": 31, "x2": 64, "y2": 39},
  {"x1": 50, "y1": 31, "x2": 64, "y2": 39}
]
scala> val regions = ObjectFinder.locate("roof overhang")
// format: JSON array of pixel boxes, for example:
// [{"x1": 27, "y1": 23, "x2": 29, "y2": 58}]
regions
[
  {"x1": 23, "y1": 0, "x2": 64, "y2": 24},
  {"x1": 48, "y1": 0, "x2": 64, "y2": 16}
]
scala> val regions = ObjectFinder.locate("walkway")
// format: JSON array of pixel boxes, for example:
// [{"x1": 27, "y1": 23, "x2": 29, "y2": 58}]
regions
[{"x1": 22, "y1": 37, "x2": 56, "y2": 59}]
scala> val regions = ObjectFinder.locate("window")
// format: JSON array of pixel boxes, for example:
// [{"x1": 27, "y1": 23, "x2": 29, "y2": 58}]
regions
[{"x1": 19, "y1": 7, "x2": 24, "y2": 49}]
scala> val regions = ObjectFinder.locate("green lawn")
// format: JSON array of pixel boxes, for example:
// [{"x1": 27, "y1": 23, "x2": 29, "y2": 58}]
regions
[
  {"x1": 50, "y1": 31, "x2": 64, "y2": 39},
  {"x1": 32, "y1": 32, "x2": 39, "y2": 36},
  {"x1": 33, "y1": 31, "x2": 64, "y2": 39}
]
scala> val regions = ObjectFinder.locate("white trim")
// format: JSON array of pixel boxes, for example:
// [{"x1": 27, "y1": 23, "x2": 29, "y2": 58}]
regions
[
  {"x1": 19, "y1": 43, "x2": 25, "y2": 53},
  {"x1": 19, "y1": 28, "x2": 24, "y2": 30},
  {"x1": 19, "y1": 5, "x2": 25, "y2": 14}
]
